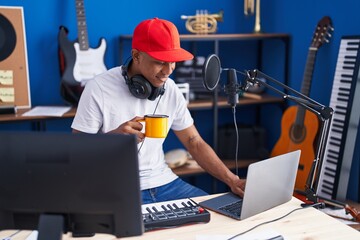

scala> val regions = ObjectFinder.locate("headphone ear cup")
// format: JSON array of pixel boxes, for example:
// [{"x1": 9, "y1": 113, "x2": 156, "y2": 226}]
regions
[
  {"x1": 148, "y1": 85, "x2": 165, "y2": 101},
  {"x1": 128, "y1": 75, "x2": 152, "y2": 99}
]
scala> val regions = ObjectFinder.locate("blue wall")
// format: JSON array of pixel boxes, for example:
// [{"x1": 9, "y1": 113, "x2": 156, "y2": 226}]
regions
[{"x1": 1, "y1": 0, "x2": 359, "y2": 201}]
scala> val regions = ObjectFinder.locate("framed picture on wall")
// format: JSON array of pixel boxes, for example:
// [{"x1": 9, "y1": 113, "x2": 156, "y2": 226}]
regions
[{"x1": 0, "y1": 6, "x2": 31, "y2": 109}]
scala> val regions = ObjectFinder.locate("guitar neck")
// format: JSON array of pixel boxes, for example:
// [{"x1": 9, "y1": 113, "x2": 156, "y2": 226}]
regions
[
  {"x1": 295, "y1": 48, "x2": 318, "y2": 126},
  {"x1": 300, "y1": 48, "x2": 318, "y2": 96},
  {"x1": 75, "y1": 0, "x2": 89, "y2": 51}
]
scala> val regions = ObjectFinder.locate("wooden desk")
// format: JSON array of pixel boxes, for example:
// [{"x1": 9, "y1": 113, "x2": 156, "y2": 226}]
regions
[
  {"x1": 173, "y1": 159, "x2": 255, "y2": 193},
  {"x1": 0, "y1": 108, "x2": 76, "y2": 122},
  {"x1": 127, "y1": 196, "x2": 360, "y2": 240},
  {"x1": 1, "y1": 195, "x2": 359, "y2": 240},
  {"x1": 0, "y1": 95, "x2": 281, "y2": 122},
  {"x1": 173, "y1": 159, "x2": 255, "y2": 177},
  {"x1": 187, "y1": 94, "x2": 282, "y2": 110},
  {"x1": 0, "y1": 95, "x2": 282, "y2": 131},
  {"x1": 0, "y1": 107, "x2": 77, "y2": 131}
]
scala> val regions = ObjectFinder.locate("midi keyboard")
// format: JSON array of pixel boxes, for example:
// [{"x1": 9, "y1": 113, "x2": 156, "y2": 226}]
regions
[{"x1": 142, "y1": 198, "x2": 211, "y2": 231}]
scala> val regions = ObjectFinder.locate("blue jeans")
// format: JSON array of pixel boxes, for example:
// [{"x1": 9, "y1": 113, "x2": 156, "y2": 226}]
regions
[{"x1": 141, "y1": 178, "x2": 209, "y2": 204}]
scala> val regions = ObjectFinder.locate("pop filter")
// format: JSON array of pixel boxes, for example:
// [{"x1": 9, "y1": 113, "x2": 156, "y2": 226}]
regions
[{"x1": 202, "y1": 54, "x2": 222, "y2": 91}]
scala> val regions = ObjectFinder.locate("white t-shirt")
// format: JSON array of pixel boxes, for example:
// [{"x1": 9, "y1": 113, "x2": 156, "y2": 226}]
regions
[{"x1": 71, "y1": 66, "x2": 194, "y2": 190}]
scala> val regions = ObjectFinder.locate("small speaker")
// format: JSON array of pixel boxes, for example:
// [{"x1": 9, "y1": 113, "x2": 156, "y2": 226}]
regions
[{"x1": 0, "y1": 7, "x2": 30, "y2": 108}]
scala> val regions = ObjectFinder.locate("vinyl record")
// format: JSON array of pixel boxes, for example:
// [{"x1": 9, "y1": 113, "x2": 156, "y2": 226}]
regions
[{"x1": 0, "y1": 13, "x2": 17, "y2": 61}]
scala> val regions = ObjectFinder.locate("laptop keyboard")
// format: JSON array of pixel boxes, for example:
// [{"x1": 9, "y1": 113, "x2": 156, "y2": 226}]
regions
[{"x1": 219, "y1": 200, "x2": 243, "y2": 218}]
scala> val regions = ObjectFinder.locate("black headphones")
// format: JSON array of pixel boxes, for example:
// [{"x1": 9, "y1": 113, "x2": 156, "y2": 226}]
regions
[{"x1": 122, "y1": 62, "x2": 165, "y2": 101}]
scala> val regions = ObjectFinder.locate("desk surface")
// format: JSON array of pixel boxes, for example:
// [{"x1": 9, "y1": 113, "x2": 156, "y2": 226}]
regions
[
  {"x1": 1, "y1": 195, "x2": 359, "y2": 240},
  {"x1": 173, "y1": 159, "x2": 255, "y2": 176},
  {"x1": 0, "y1": 107, "x2": 77, "y2": 122},
  {"x1": 0, "y1": 95, "x2": 282, "y2": 122}
]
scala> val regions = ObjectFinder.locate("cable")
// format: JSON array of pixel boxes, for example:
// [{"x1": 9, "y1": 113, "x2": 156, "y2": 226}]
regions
[
  {"x1": 137, "y1": 93, "x2": 163, "y2": 154},
  {"x1": 152, "y1": 90, "x2": 163, "y2": 115},
  {"x1": 1, "y1": 230, "x2": 21, "y2": 240},
  {"x1": 231, "y1": 106, "x2": 239, "y2": 176},
  {"x1": 137, "y1": 138, "x2": 145, "y2": 154},
  {"x1": 226, "y1": 202, "x2": 324, "y2": 240}
]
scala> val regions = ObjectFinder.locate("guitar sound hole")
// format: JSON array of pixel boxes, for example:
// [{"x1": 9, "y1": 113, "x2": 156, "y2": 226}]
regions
[{"x1": 289, "y1": 124, "x2": 306, "y2": 143}]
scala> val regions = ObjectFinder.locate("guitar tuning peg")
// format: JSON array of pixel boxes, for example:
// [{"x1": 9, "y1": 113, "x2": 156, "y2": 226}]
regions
[{"x1": 327, "y1": 32, "x2": 332, "y2": 38}]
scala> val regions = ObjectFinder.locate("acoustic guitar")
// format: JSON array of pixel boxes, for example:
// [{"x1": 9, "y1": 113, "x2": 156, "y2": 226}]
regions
[
  {"x1": 270, "y1": 16, "x2": 333, "y2": 191},
  {"x1": 58, "y1": 0, "x2": 107, "y2": 87}
]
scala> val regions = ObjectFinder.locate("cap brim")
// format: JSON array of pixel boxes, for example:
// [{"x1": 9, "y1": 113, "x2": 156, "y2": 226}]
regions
[{"x1": 146, "y1": 48, "x2": 194, "y2": 62}]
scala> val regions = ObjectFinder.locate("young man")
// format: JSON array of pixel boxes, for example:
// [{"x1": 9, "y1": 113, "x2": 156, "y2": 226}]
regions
[{"x1": 71, "y1": 17, "x2": 245, "y2": 204}]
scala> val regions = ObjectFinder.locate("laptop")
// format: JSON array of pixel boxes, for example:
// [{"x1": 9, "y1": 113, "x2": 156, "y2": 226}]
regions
[{"x1": 199, "y1": 150, "x2": 301, "y2": 220}]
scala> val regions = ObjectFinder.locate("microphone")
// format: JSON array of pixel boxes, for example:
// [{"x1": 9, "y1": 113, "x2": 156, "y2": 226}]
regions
[
  {"x1": 225, "y1": 69, "x2": 239, "y2": 107},
  {"x1": 202, "y1": 54, "x2": 242, "y2": 107}
]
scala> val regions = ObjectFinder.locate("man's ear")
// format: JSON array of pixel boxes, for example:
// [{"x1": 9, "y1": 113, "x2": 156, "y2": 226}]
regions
[{"x1": 131, "y1": 49, "x2": 140, "y2": 63}]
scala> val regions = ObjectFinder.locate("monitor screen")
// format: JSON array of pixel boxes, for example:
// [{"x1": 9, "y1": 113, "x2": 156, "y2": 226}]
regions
[{"x1": 0, "y1": 131, "x2": 144, "y2": 238}]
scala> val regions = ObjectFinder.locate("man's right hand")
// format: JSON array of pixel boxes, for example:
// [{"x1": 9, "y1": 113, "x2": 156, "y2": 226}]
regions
[{"x1": 110, "y1": 116, "x2": 145, "y2": 143}]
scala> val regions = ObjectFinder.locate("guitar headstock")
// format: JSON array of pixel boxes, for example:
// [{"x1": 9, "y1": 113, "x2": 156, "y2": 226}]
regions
[{"x1": 311, "y1": 16, "x2": 334, "y2": 49}]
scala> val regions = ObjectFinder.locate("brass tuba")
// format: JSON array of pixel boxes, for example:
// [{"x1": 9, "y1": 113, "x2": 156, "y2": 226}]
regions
[{"x1": 181, "y1": 10, "x2": 224, "y2": 34}]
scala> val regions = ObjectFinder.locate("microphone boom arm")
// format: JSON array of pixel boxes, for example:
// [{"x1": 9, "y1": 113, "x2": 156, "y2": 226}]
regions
[
  {"x1": 245, "y1": 69, "x2": 334, "y2": 203},
  {"x1": 202, "y1": 53, "x2": 335, "y2": 205},
  {"x1": 246, "y1": 69, "x2": 332, "y2": 121}
]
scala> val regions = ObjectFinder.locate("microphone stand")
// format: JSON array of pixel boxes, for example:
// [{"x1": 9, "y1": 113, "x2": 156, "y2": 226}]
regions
[{"x1": 243, "y1": 69, "x2": 334, "y2": 204}]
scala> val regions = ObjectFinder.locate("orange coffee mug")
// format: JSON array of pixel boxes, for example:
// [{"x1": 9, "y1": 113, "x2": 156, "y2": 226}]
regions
[{"x1": 140, "y1": 114, "x2": 169, "y2": 138}]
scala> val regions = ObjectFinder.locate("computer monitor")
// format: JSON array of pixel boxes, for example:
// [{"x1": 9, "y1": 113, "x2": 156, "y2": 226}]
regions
[{"x1": 0, "y1": 131, "x2": 144, "y2": 239}]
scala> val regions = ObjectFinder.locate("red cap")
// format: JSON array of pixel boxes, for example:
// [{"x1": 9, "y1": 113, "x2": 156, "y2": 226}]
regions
[{"x1": 132, "y1": 18, "x2": 194, "y2": 62}]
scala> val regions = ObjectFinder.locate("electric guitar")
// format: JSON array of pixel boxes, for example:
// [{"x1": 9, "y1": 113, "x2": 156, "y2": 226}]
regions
[
  {"x1": 270, "y1": 16, "x2": 333, "y2": 191},
  {"x1": 58, "y1": 0, "x2": 107, "y2": 87}
]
